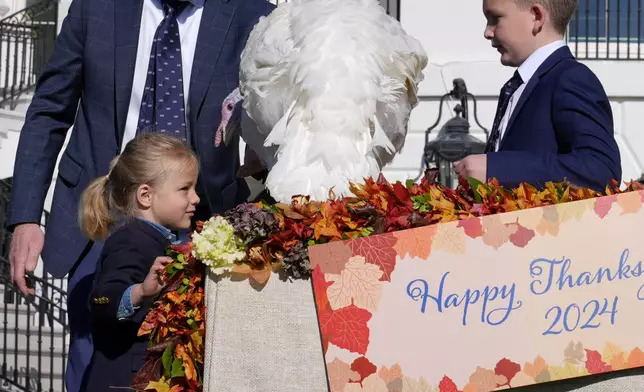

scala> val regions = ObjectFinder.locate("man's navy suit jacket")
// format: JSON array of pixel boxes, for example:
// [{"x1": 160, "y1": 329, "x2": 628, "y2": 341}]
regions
[
  {"x1": 487, "y1": 46, "x2": 621, "y2": 192},
  {"x1": 8, "y1": 0, "x2": 274, "y2": 278}
]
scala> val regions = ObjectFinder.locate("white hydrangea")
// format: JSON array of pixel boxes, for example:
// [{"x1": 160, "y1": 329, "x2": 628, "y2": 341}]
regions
[{"x1": 192, "y1": 216, "x2": 246, "y2": 275}]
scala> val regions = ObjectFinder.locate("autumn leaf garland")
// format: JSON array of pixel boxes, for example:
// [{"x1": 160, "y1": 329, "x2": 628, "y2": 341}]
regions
[
  {"x1": 187, "y1": 172, "x2": 642, "y2": 285},
  {"x1": 135, "y1": 244, "x2": 205, "y2": 392}
]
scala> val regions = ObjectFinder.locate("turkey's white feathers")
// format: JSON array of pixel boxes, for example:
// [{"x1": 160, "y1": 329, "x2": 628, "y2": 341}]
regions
[{"x1": 239, "y1": 0, "x2": 427, "y2": 202}]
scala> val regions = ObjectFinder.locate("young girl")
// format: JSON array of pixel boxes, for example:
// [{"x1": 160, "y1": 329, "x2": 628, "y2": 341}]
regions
[{"x1": 79, "y1": 134, "x2": 200, "y2": 391}]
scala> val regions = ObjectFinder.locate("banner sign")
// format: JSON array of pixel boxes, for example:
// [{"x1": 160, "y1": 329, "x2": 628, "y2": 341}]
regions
[{"x1": 309, "y1": 190, "x2": 644, "y2": 391}]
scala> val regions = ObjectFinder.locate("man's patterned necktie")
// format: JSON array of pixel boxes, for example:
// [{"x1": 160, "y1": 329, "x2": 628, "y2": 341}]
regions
[
  {"x1": 136, "y1": 0, "x2": 189, "y2": 142},
  {"x1": 485, "y1": 71, "x2": 523, "y2": 153}
]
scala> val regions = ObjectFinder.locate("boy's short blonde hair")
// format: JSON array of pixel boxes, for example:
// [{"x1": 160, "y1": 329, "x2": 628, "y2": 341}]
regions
[{"x1": 516, "y1": 0, "x2": 578, "y2": 34}]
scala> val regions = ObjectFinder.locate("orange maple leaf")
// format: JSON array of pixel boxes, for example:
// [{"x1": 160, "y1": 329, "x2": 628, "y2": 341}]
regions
[
  {"x1": 313, "y1": 218, "x2": 339, "y2": 239},
  {"x1": 182, "y1": 354, "x2": 198, "y2": 381},
  {"x1": 138, "y1": 320, "x2": 155, "y2": 336},
  {"x1": 167, "y1": 291, "x2": 187, "y2": 305},
  {"x1": 393, "y1": 225, "x2": 436, "y2": 259},
  {"x1": 617, "y1": 191, "x2": 642, "y2": 214},
  {"x1": 627, "y1": 347, "x2": 644, "y2": 367}
]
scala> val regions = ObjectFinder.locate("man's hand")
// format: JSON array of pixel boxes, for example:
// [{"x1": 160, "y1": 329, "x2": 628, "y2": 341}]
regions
[
  {"x1": 453, "y1": 154, "x2": 487, "y2": 183},
  {"x1": 9, "y1": 223, "x2": 44, "y2": 296}
]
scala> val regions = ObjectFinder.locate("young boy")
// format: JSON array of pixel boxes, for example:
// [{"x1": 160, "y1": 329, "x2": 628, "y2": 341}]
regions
[{"x1": 454, "y1": 0, "x2": 621, "y2": 192}]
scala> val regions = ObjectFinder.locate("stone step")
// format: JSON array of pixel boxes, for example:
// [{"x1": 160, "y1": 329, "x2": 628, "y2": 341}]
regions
[
  {"x1": 1, "y1": 328, "x2": 68, "y2": 355},
  {"x1": 0, "y1": 308, "x2": 68, "y2": 334},
  {"x1": 0, "y1": 351, "x2": 67, "y2": 382},
  {"x1": 0, "y1": 90, "x2": 34, "y2": 113},
  {"x1": 0, "y1": 363, "x2": 66, "y2": 392},
  {"x1": 0, "y1": 330, "x2": 67, "y2": 392},
  {"x1": 0, "y1": 319, "x2": 68, "y2": 392},
  {"x1": 0, "y1": 284, "x2": 69, "y2": 335}
]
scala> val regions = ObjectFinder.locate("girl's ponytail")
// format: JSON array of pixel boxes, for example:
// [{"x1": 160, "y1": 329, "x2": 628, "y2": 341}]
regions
[{"x1": 79, "y1": 175, "x2": 112, "y2": 241}]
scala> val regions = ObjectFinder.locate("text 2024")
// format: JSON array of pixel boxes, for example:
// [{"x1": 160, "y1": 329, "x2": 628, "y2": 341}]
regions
[{"x1": 543, "y1": 297, "x2": 618, "y2": 335}]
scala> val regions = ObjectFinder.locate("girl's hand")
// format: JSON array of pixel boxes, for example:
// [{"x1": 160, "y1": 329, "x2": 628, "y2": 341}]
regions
[{"x1": 132, "y1": 256, "x2": 173, "y2": 306}]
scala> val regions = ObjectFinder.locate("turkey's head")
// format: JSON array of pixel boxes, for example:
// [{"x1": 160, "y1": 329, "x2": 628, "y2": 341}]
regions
[
  {"x1": 215, "y1": 87, "x2": 270, "y2": 180},
  {"x1": 214, "y1": 87, "x2": 243, "y2": 147}
]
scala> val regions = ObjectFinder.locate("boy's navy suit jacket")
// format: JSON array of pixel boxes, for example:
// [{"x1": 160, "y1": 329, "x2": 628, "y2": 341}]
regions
[{"x1": 487, "y1": 46, "x2": 621, "y2": 191}]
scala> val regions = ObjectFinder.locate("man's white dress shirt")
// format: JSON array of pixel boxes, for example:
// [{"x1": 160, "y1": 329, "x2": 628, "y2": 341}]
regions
[{"x1": 121, "y1": 0, "x2": 204, "y2": 152}]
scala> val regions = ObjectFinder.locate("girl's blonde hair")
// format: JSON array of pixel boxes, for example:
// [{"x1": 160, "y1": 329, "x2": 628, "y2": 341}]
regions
[{"x1": 79, "y1": 134, "x2": 199, "y2": 241}]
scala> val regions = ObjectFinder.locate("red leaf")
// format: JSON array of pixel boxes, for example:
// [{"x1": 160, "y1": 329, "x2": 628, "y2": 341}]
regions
[
  {"x1": 312, "y1": 265, "x2": 333, "y2": 313},
  {"x1": 318, "y1": 304, "x2": 372, "y2": 355},
  {"x1": 585, "y1": 349, "x2": 612, "y2": 374},
  {"x1": 470, "y1": 204, "x2": 491, "y2": 216},
  {"x1": 350, "y1": 356, "x2": 377, "y2": 386},
  {"x1": 386, "y1": 207, "x2": 412, "y2": 230},
  {"x1": 170, "y1": 243, "x2": 193, "y2": 257},
  {"x1": 438, "y1": 375, "x2": 460, "y2": 392},
  {"x1": 457, "y1": 218, "x2": 484, "y2": 238},
  {"x1": 594, "y1": 195, "x2": 617, "y2": 219},
  {"x1": 508, "y1": 223, "x2": 535, "y2": 248},
  {"x1": 393, "y1": 182, "x2": 412, "y2": 205},
  {"x1": 348, "y1": 234, "x2": 398, "y2": 281},
  {"x1": 494, "y1": 358, "x2": 520, "y2": 384}
]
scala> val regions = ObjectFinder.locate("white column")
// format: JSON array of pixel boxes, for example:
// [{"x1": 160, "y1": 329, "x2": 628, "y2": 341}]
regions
[{"x1": 56, "y1": 0, "x2": 72, "y2": 34}]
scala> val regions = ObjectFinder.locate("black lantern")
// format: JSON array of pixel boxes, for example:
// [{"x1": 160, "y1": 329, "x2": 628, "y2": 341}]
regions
[{"x1": 419, "y1": 79, "x2": 489, "y2": 188}]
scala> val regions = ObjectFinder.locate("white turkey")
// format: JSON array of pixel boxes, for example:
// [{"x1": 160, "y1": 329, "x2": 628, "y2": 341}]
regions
[{"x1": 215, "y1": 0, "x2": 428, "y2": 202}]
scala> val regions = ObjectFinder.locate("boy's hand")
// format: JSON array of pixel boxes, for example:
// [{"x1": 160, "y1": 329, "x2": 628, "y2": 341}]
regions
[
  {"x1": 454, "y1": 154, "x2": 487, "y2": 182},
  {"x1": 132, "y1": 256, "x2": 173, "y2": 306}
]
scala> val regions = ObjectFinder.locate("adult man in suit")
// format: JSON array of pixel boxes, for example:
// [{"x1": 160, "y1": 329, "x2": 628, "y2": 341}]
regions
[
  {"x1": 454, "y1": 0, "x2": 621, "y2": 192},
  {"x1": 6, "y1": 0, "x2": 273, "y2": 390}
]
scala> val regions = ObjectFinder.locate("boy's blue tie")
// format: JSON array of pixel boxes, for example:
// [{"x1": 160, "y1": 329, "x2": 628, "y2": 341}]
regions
[
  {"x1": 136, "y1": 0, "x2": 189, "y2": 142},
  {"x1": 485, "y1": 71, "x2": 523, "y2": 153}
]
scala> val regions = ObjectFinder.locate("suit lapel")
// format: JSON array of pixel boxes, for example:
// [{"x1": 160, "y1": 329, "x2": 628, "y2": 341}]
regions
[
  {"x1": 499, "y1": 46, "x2": 574, "y2": 150},
  {"x1": 189, "y1": 0, "x2": 237, "y2": 126},
  {"x1": 498, "y1": 75, "x2": 539, "y2": 149},
  {"x1": 114, "y1": 0, "x2": 144, "y2": 148}
]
